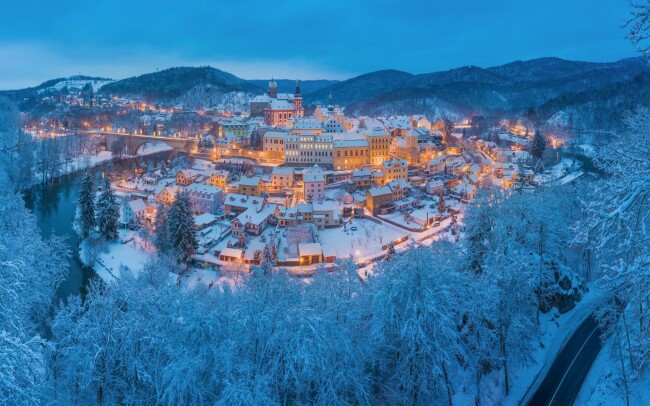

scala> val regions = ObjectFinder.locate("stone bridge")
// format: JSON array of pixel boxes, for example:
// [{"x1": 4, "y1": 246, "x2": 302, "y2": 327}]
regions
[{"x1": 100, "y1": 132, "x2": 199, "y2": 155}]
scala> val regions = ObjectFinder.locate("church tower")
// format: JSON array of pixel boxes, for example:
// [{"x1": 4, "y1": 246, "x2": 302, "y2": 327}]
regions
[
  {"x1": 293, "y1": 79, "x2": 303, "y2": 117},
  {"x1": 268, "y1": 78, "x2": 278, "y2": 98}
]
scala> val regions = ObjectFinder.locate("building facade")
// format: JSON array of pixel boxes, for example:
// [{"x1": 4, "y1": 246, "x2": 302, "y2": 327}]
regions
[
  {"x1": 332, "y1": 139, "x2": 369, "y2": 171},
  {"x1": 284, "y1": 134, "x2": 333, "y2": 166},
  {"x1": 257, "y1": 80, "x2": 304, "y2": 126},
  {"x1": 381, "y1": 159, "x2": 408, "y2": 184},
  {"x1": 186, "y1": 183, "x2": 223, "y2": 215},
  {"x1": 362, "y1": 129, "x2": 392, "y2": 166}
]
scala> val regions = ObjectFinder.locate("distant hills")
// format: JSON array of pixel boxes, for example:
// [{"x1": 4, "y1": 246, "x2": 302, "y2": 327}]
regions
[
  {"x1": 304, "y1": 57, "x2": 650, "y2": 129},
  {"x1": 2, "y1": 57, "x2": 649, "y2": 129}
]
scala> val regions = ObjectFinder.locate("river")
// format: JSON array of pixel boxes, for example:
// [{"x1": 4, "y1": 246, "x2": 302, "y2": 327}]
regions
[{"x1": 22, "y1": 150, "x2": 178, "y2": 302}]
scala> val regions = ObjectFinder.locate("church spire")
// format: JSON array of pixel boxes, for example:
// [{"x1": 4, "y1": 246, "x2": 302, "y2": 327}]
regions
[{"x1": 294, "y1": 78, "x2": 301, "y2": 97}]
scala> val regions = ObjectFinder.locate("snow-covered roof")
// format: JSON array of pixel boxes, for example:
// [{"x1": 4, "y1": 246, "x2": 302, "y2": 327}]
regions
[
  {"x1": 186, "y1": 183, "x2": 222, "y2": 195},
  {"x1": 128, "y1": 199, "x2": 146, "y2": 213},
  {"x1": 368, "y1": 186, "x2": 392, "y2": 197},
  {"x1": 220, "y1": 248, "x2": 243, "y2": 258},
  {"x1": 312, "y1": 200, "x2": 337, "y2": 212},
  {"x1": 272, "y1": 167, "x2": 295, "y2": 176},
  {"x1": 296, "y1": 203, "x2": 314, "y2": 213},
  {"x1": 263, "y1": 130, "x2": 290, "y2": 139},
  {"x1": 177, "y1": 169, "x2": 198, "y2": 178},
  {"x1": 352, "y1": 169, "x2": 372, "y2": 177},
  {"x1": 382, "y1": 159, "x2": 407, "y2": 169},
  {"x1": 360, "y1": 127, "x2": 389, "y2": 137},
  {"x1": 239, "y1": 176, "x2": 261, "y2": 187},
  {"x1": 387, "y1": 179, "x2": 412, "y2": 190},
  {"x1": 299, "y1": 243, "x2": 322, "y2": 257},
  {"x1": 267, "y1": 99, "x2": 294, "y2": 110},
  {"x1": 251, "y1": 94, "x2": 271, "y2": 103},
  {"x1": 333, "y1": 139, "x2": 369, "y2": 148},
  {"x1": 235, "y1": 203, "x2": 277, "y2": 226},
  {"x1": 224, "y1": 193, "x2": 261, "y2": 209},
  {"x1": 291, "y1": 119, "x2": 322, "y2": 130},
  {"x1": 304, "y1": 174, "x2": 325, "y2": 183},
  {"x1": 194, "y1": 213, "x2": 217, "y2": 226}
]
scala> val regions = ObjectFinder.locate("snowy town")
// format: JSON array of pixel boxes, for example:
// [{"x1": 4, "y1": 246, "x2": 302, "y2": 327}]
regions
[
  {"x1": 74, "y1": 78, "x2": 584, "y2": 282},
  {"x1": 3, "y1": 2, "x2": 649, "y2": 405}
]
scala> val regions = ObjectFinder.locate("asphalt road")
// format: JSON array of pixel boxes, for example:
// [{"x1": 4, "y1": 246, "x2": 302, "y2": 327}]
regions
[{"x1": 528, "y1": 315, "x2": 602, "y2": 406}]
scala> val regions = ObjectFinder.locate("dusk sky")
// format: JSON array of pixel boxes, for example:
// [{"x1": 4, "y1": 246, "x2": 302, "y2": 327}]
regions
[{"x1": 0, "y1": 0, "x2": 637, "y2": 89}]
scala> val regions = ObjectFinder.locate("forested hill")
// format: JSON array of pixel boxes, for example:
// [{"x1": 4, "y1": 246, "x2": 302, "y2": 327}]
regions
[
  {"x1": 304, "y1": 57, "x2": 650, "y2": 129},
  {"x1": 99, "y1": 67, "x2": 263, "y2": 103}
]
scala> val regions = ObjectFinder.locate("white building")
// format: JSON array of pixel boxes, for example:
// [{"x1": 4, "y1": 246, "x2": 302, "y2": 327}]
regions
[
  {"x1": 303, "y1": 174, "x2": 325, "y2": 202},
  {"x1": 186, "y1": 183, "x2": 223, "y2": 215},
  {"x1": 121, "y1": 198, "x2": 147, "y2": 226},
  {"x1": 284, "y1": 134, "x2": 333, "y2": 166},
  {"x1": 271, "y1": 166, "x2": 295, "y2": 190},
  {"x1": 262, "y1": 131, "x2": 290, "y2": 157}
]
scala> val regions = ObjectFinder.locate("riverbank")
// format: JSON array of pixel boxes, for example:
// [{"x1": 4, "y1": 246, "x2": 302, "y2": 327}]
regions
[
  {"x1": 30, "y1": 141, "x2": 172, "y2": 189},
  {"x1": 24, "y1": 149, "x2": 178, "y2": 301}
]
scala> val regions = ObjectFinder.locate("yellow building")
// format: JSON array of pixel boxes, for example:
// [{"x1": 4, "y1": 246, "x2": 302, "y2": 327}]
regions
[
  {"x1": 332, "y1": 139, "x2": 369, "y2": 171},
  {"x1": 381, "y1": 159, "x2": 408, "y2": 184},
  {"x1": 362, "y1": 129, "x2": 392, "y2": 166},
  {"x1": 219, "y1": 120, "x2": 248, "y2": 138},
  {"x1": 209, "y1": 170, "x2": 231, "y2": 189},
  {"x1": 238, "y1": 176, "x2": 263, "y2": 196},
  {"x1": 176, "y1": 169, "x2": 198, "y2": 186},
  {"x1": 391, "y1": 134, "x2": 419, "y2": 164}
]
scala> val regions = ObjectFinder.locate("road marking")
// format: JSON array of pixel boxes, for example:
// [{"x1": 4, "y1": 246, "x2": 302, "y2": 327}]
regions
[{"x1": 548, "y1": 325, "x2": 599, "y2": 405}]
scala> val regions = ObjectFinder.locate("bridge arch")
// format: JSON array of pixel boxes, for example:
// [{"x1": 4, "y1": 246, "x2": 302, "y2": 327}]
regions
[{"x1": 102, "y1": 132, "x2": 199, "y2": 155}]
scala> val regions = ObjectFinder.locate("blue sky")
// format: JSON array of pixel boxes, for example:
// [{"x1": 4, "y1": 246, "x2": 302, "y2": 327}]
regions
[{"x1": 0, "y1": 0, "x2": 636, "y2": 89}]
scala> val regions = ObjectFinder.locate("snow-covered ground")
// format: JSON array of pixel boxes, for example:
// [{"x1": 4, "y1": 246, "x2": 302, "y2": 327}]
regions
[
  {"x1": 318, "y1": 219, "x2": 406, "y2": 261},
  {"x1": 37, "y1": 78, "x2": 113, "y2": 93},
  {"x1": 537, "y1": 158, "x2": 584, "y2": 185},
  {"x1": 80, "y1": 230, "x2": 154, "y2": 282}
]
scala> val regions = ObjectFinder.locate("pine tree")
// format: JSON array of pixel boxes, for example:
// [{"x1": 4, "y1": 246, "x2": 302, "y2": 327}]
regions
[
  {"x1": 78, "y1": 172, "x2": 96, "y2": 238},
  {"x1": 95, "y1": 178, "x2": 119, "y2": 240},
  {"x1": 261, "y1": 243, "x2": 274, "y2": 274},
  {"x1": 270, "y1": 239, "x2": 278, "y2": 262},
  {"x1": 237, "y1": 232, "x2": 247, "y2": 248},
  {"x1": 531, "y1": 130, "x2": 546, "y2": 161},
  {"x1": 153, "y1": 203, "x2": 169, "y2": 253},
  {"x1": 165, "y1": 191, "x2": 198, "y2": 262},
  {"x1": 385, "y1": 244, "x2": 395, "y2": 261},
  {"x1": 437, "y1": 195, "x2": 446, "y2": 214}
]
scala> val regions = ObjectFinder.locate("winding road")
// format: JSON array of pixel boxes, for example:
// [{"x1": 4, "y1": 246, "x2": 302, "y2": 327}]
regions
[{"x1": 527, "y1": 315, "x2": 602, "y2": 405}]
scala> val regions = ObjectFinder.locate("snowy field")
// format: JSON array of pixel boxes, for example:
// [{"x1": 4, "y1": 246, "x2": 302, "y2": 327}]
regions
[
  {"x1": 319, "y1": 219, "x2": 407, "y2": 261},
  {"x1": 80, "y1": 230, "x2": 154, "y2": 282}
]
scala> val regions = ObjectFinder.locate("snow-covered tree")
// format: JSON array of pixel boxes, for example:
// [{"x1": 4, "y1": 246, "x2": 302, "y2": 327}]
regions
[
  {"x1": 0, "y1": 187, "x2": 68, "y2": 403},
  {"x1": 95, "y1": 177, "x2": 120, "y2": 240},
  {"x1": 164, "y1": 191, "x2": 198, "y2": 262},
  {"x1": 152, "y1": 203, "x2": 169, "y2": 253},
  {"x1": 577, "y1": 107, "x2": 650, "y2": 386},
  {"x1": 261, "y1": 243, "x2": 273, "y2": 274},
  {"x1": 78, "y1": 172, "x2": 96, "y2": 238},
  {"x1": 625, "y1": 1, "x2": 650, "y2": 54},
  {"x1": 530, "y1": 130, "x2": 546, "y2": 161},
  {"x1": 369, "y1": 243, "x2": 465, "y2": 405},
  {"x1": 437, "y1": 195, "x2": 446, "y2": 214}
]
